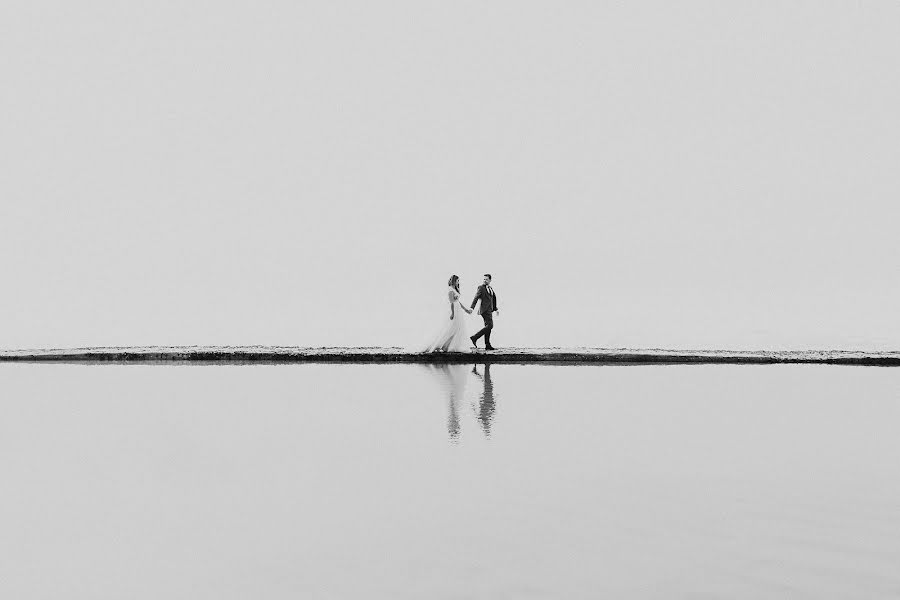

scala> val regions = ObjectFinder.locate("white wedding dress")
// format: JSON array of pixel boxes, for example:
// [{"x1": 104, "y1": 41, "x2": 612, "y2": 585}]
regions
[{"x1": 423, "y1": 287, "x2": 471, "y2": 353}]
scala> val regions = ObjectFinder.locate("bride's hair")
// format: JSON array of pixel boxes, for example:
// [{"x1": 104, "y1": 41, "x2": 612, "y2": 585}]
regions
[{"x1": 448, "y1": 274, "x2": 460, "y2": 292}]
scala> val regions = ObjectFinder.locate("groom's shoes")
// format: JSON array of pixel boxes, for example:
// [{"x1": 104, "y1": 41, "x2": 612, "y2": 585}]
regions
[
  {"x1": 485, "y1": 345, "x2": 496, "y2": 351},
  {"x1": 469, "y1": 335, "x2": 478, "y2": 348}
]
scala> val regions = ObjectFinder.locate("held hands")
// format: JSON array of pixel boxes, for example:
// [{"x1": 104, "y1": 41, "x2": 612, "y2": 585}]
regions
[{"x1": 453, "y1": 305, "x2": 474, "y2": 318}]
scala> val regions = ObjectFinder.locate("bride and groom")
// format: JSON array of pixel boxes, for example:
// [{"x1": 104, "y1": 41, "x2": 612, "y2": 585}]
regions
[{"x1": 424, "y1": 274, "x2": 499, "y2": 353}]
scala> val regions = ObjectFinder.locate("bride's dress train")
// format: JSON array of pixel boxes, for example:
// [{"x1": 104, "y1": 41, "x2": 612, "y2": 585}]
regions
[{"x1": 423, "y1": 287, "x2": 471, "y2": 353}]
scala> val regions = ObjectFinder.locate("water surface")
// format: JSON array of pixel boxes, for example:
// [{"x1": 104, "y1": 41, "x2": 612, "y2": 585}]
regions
[{"x1": 1, "y1": 363, "x2": 898, "y2": 598}]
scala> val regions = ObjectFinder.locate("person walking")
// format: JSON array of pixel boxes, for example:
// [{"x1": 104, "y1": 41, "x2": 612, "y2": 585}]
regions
[{"x1": 469, "y1": 273, "x2": 498, "y2": 350}]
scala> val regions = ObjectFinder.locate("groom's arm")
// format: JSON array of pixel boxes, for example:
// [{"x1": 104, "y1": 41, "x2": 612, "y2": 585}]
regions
[
  {"x1": 494, "y1": 291, "x2": 498, "y2": 312},
  {"x1": 471, "y1": 285, "x2": 482, "y2": 310}
]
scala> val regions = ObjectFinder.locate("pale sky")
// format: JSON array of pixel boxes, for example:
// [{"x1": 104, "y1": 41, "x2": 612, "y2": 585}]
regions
[{"x1": 1, "y1": 1, "x2": 898, "y2": 350}]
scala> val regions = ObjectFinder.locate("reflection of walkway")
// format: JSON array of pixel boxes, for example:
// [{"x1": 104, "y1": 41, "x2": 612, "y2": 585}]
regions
[
  {"x1": 424, "y1": 363, "x2": 498, "y2": 441},
  {"x1": 471, "y1": 364, "x2": 495, "y2": 438}
]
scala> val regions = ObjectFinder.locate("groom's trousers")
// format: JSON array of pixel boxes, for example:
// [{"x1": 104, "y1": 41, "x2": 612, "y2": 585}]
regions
[{"x1": 472, "y1": 312, "x2": 494, "y2": 346}]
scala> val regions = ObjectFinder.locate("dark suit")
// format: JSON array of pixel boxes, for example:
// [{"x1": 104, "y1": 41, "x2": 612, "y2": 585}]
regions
[
  {"x1": 471, "y1": 284, "x2": 498, "y2": 314},
  {"x1": 470, "y1": 284, "x2": 498, "y2": 347}
]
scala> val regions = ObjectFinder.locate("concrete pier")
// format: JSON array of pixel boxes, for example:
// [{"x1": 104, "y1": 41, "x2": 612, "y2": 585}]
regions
[{"x1": 1, "y1": 346, "x2": 898, "y2": 366}]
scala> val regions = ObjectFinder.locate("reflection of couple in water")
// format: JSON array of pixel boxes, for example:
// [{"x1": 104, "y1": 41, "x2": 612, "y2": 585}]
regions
[{"x1": 427, "y1": 362, "x2": 496, "y2": 441}]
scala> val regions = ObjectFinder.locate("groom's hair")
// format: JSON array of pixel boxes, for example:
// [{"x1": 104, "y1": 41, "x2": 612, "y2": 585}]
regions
[{"x1": 484, "y1": 273, "x2": 492, "y2": 280}]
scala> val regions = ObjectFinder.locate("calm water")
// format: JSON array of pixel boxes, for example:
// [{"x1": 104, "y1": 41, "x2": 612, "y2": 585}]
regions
[{"x1": 2, "y1": 363, "x2": 899, "y2": 599}]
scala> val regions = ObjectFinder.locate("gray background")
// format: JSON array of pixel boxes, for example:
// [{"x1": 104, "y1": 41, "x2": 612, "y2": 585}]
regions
[{"x1": 2, "y1": 1, "x2": 897, "y2": 350}]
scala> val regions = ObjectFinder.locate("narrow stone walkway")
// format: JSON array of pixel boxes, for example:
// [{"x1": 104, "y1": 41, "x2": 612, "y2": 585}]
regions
[{"x1": 1, "y1": 346, "x2": 897, "y2": 365}]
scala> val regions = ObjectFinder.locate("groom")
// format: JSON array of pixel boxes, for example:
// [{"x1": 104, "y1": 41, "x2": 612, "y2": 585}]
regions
[{"x1": 470, "y1": 274, "x2": 499, "y2": 350}]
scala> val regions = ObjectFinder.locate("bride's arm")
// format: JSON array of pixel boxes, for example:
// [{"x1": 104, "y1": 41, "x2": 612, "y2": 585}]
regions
[
  {"x1": 448, "y1": 290, "x2": 457, "y2": 319},
  {"x1": 458, "y1": 300, "x2": 473, "y2": 314}
]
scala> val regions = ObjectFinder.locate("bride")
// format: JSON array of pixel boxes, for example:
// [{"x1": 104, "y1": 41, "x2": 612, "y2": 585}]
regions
[{"x1": 423, "y1": 275, "x2": 474, "y2": 353}]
